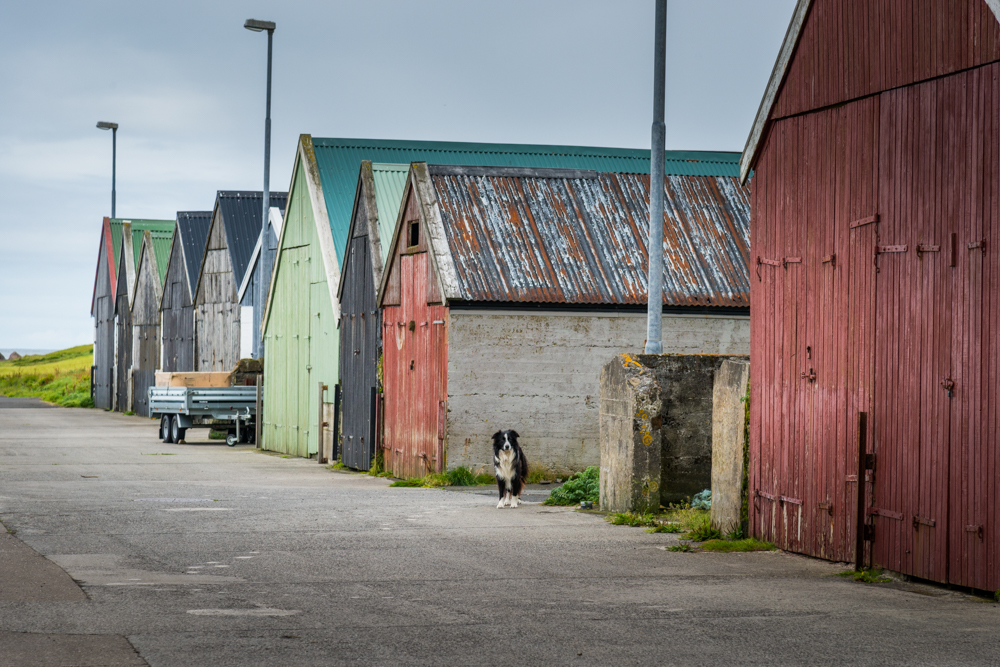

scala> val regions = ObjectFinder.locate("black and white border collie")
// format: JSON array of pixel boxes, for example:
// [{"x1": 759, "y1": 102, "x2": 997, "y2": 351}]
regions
[{"x1": 493, "y1": 430, "x2": 529, "y2": 508}]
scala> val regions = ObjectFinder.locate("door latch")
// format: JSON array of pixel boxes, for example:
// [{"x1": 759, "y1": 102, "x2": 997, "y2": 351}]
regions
[
  {"x1": 800, "y1": 368, "x2": 816, "y2": 382},
  {"x1": 941, "y1": 378, "x2": 955, "y2": 398}
]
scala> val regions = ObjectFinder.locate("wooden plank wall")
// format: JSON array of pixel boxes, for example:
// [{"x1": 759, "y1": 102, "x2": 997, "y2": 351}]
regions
[
  {"x1": 339, "y1": 202, "x2": 380, "y2": 470},
  {"x1": 752, "y1": 59, "x2": 1000, "y2": 591},
  {"x1": 93, "y1": 248, "x2": 115, "y2": 409},
  {"x1": 131, "y1": 248, "x2": 161, "y2": 417},
  {"x1": 773, "y1": 0, "x2": 1000, "y2": 121},
  {"x1": 195, "y1": 214, "x2": 240, "y2": 372},
  {"x1": 114, "y1": 259, "x2": 132, "y2": 412},
  {"x1": 160, "y1": 238, "x2": 195, "y2": 372}
]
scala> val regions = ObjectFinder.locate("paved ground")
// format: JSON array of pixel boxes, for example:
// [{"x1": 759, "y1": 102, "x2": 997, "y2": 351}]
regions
[{"x1": 0, "y1": 397, "x2": 997, "y2": 666}]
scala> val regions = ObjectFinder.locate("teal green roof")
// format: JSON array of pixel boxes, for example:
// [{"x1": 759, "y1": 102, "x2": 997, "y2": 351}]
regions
[
  {"x1": 370, "y1": 164, "x2": 410, "y2": 262},
  {"x1": 150, "y1": 231, "x2": 174, "y2": 287},
  {"x1": 109, "y1": 218, "x2": 174, "y2": 270},
  {"x1": 310, "y1": 137, "x2": 740, "y2": 264}
]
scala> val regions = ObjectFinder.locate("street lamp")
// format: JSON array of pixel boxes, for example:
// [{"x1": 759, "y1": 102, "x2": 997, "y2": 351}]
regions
[
  {"x1": 645, "y1": 0, "x2": 666, "y2": 354},
  {"x1": 96, "y1": 121, "x2": 118, "y2": 218},
  {"x1": 244, "y1": 18, "x2": 275, "y2": 360}
]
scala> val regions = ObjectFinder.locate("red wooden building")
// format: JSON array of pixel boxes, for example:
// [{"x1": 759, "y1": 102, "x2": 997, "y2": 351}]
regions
[
  {"x1": 378, "y1": 163, "x2": 751, "y2": 480},
  {"x1": 743, "y1": 0, "x2": 1000, "y2": 590}
]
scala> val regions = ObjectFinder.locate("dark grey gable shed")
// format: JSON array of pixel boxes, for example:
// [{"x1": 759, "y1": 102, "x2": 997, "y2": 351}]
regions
[
  {"x1": 336, "y1": 162, "x2": 408, "y2": 470},
  {"x1": 160, "y1": 211, "x2": 212, "y2": 372},
  {"x1": 194, "y1": 191, "x2": 287, "y2": 371}
]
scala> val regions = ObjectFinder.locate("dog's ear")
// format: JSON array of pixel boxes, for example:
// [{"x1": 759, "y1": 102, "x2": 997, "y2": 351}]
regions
[
  {"x1": 491, "y1": 430, "x2": 502, "y2": 443},
  {"x1": 509, "y1": 430, "x2": 519, "y2": 440}
]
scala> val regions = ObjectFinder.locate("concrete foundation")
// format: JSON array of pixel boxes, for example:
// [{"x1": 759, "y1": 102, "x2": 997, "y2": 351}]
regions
[
  {"x1": 446, "y1": 310, "x2": 749, "y2": 475},
  {"x1": 599, "y1": 353, "x2": 748, "y2": 512},
  {"x1": 710, "y1": 359, "x2": 750, "y2": 535},
  {"x1": 599, "y1": 354, "x2": 663, "y2": 513}
]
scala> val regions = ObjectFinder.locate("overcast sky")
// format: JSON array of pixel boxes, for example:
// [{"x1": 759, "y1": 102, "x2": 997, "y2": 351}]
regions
[{"x1": 0, "y1": 0, "x2": 795, "y2": 351}]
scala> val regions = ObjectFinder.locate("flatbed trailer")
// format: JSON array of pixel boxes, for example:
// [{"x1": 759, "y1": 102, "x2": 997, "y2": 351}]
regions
[{"x1": 149, "y1": 386, "x2": 257, "y2": 446}]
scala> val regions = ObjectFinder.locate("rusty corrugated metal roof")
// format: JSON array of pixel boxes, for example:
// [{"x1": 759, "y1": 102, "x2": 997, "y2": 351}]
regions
[{"x1": 427, "y1": 165, "x2": 750, "y2": 307}]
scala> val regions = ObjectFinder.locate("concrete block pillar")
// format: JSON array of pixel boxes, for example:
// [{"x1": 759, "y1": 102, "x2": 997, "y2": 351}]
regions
[
  {"x1": 599, "y1": 354, "x2": 662, "y2": 513},
  {"x1": 710, "y1": 359, "x2": 750, "y2": 535}
]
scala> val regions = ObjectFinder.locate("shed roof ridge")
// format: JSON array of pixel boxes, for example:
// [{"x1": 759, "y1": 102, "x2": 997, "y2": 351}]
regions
[{"x1": 311, "y1": 136, "x2": 740, "y2": 161}]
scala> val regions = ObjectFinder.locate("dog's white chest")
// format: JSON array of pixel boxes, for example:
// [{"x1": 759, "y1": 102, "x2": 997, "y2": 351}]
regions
[{"x1": 495, "y1": 449, "x2": 516, "y2": 484}]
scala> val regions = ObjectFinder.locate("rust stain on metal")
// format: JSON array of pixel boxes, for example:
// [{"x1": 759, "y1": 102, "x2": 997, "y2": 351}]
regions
[{"x1": 431, "y1": 170, "x2": 750, "y2": 307}]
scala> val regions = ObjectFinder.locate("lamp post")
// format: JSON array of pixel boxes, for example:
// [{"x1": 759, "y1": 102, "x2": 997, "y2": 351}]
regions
[
  {"x1": 96, "y1": 121, "x2": 118, "y2": 218},
  {"x1": 244, "y1": 18, "x2": 275, "y2": 360},
  {"x1": 645, "y1": 0, "x2": 666, "y2": 354}
]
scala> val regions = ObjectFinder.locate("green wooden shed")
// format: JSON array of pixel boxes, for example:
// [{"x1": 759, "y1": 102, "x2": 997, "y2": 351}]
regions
[{"x1": 260, "y1": 135, "x2": 740, "y2": 458}]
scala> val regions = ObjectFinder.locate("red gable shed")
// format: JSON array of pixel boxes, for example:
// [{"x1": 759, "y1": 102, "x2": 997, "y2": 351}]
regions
[
  {"x1": 743, "y1": 0, "x2": 1000, "y2": 590},
  {"x1": 378, "y1": 163, "x2": 751, "y2": 481}
]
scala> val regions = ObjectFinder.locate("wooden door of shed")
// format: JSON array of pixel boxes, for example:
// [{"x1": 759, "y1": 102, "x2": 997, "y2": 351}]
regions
[
  {"x1": 871, "y1": 73, "x2": 985, "y2": 585},
  {"x1": 383, "y1": 252, "x2": 447, "y2": 479}
]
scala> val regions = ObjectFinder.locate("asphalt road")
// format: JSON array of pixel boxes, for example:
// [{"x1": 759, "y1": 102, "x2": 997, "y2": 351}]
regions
[{"x1": 0, "y1": 397, "x2": 997, "y2": 666}]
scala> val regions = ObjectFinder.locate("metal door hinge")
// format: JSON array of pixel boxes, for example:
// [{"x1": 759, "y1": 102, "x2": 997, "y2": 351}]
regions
[
  {"x1": 941, "y1": 378, "x2": 955, "y2": 398},
  {"x1": 965, "y1": 524, "x2": 984, "y2": 540},
  {"x1": 968, "y1": 239, "x2": 987, "y2": 254}
]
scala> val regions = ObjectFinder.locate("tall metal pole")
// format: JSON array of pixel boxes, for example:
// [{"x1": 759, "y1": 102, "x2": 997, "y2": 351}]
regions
[
  {"x1": 255, "y1": 25, "x2": 274, "y2": 360},
  {"x1": 111, "y1": 126, "x2": 117, "y2": 218},
  {"x1": 645, "y1": 0, "x2": 667, "y2": 354}
]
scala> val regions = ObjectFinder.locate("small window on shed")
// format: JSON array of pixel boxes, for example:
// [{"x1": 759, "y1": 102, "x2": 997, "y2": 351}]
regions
[{"x1": 407, "y1": 220, "x2": 420, "y2": 248}]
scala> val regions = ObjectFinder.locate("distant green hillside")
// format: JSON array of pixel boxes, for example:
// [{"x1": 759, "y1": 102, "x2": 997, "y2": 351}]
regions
[{"x1": 0, "y1": 344, "x2": 94, "y2": 407}]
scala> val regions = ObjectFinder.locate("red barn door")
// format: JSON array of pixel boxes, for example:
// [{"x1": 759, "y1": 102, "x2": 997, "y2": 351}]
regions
[
  {"x1": 872, "y1": 71, "x2": 990, "y2": 586},
  {"x1": 382, "y1": 206, "x2": 449, "y2": 480}
]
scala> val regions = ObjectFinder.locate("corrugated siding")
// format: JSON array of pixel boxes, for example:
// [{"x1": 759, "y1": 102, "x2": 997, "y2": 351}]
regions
[
  {"x1": 371, "y1": 163, "x2": 409, "y2": 261},
  {"x1": 216, "y1": 191, "x2": 288, "y2": 285},
  {"x1": 311, "y1": 138, "x2": 740, "y2": 263},
  {"x1": 432, "y1": 171, "x2": 750, "y2": 307},
  {"x1": 772, "y1": 0, "x2": 1000, "y2": 120},
  {"x1": 151, "y1": 231, "x2": 173, "y2": 287},
  {"x1": 176, "y1": 212, "x2": 212, "y2": 293},
  {"x1": 109, "y1": 219, "x2": 171, "y2": 270}
]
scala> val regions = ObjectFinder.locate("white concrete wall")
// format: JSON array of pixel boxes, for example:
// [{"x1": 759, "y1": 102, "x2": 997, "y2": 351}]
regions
[{"x1": 445, "y1": 310, "x2": 749, "y2": 474}]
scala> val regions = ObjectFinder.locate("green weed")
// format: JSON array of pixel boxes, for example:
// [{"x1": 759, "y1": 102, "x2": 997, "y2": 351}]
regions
[
  {"x1": 608, "y1": 512, "x2": 659, "y2": 527},
  {"x1": 388, "y1": 466, "x2": 494, "y2": 488},
  {"x1": 389, "y1": 478, "x2": 424, "y2": 487},
  {"x1": 667, "y1": 543, "x2": 693, "y2": 552},
  {"x1": 684, "y1": 513, "x2": 723, "y2": 542},
  {"x1": 367, "y1": 451, "x2": 394, "y2": 478},
  {"x1": 543, "y1": 466, "x2": 599, "y2": 506},
  {"x1": 838, "y1": 568, "x2": 891, "y2": 583},
  {"x1": 525, "y1": 463, "x2": 559, "y2": 484},
  {"x1": 645, "y1": 523, "x2": 682, "y2": 534},
  {"x1": 208, "y1": 430, "x2": 227, "y2": 440},
  {"x1": 700, "y1": 538, "x2": 776, "y2": 552}
]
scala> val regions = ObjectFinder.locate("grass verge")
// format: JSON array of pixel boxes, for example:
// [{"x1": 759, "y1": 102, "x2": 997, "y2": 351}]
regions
[{"x1": 0, "y1": 345, "x2": 94, "y2": 408}]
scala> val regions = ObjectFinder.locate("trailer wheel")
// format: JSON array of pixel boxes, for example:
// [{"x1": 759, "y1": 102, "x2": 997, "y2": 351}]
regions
[
  {"x1": 170, "y1": 415, "x2": 186, "y2": 444},
  {"x1": 160, "y1": 416, "x2": 171, "y2": 442},
  {"x1": 226, "y1": 433, "x2": 238, "y2": 447}
]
